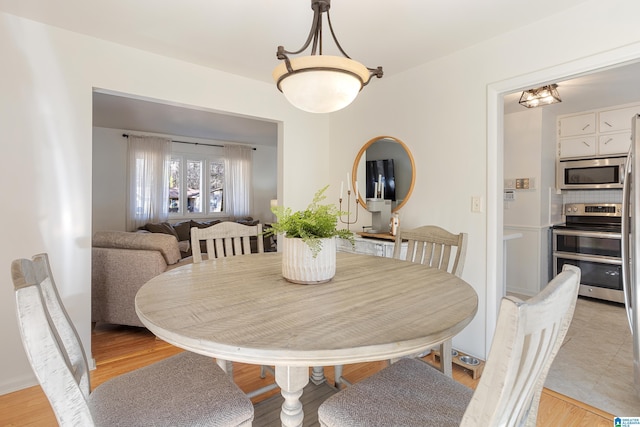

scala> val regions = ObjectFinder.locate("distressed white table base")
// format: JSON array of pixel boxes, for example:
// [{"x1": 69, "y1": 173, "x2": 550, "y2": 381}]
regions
[
  {"x1": 276, "y1": 366, "x2": 309, "y2": 427},
  {"x1": 310, "y1": 366, "x2": 326, "y2": 385},
  {"x1": 216, "y1": 358, "x2": 232, "y2": 374}
]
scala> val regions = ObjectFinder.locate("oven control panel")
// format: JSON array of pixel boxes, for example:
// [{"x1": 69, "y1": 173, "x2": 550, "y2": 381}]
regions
[{"x1": 564, "y1": 203, "x2": 621, "y2": 216}]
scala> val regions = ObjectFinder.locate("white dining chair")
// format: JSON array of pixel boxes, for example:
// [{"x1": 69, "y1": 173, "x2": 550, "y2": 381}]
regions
[
  {"x1": 191, "y1": 221, "x2": 277, "y2": 398},
  {"x1": 397, "y1": 225, "x2": 468, "y2": 375},
  {"x1": 318, "y1": 264, "x2": 580, "y2": 427},
  {"x1": 393, "y1": 225, "x2": 468, "y2": 276},
  {"x1": 12, "y1": 253, "x2": 254, "y2": 427},
  {"x1": 191, "y1": 221, "x2": 264, "y2": 263},
  {"x1": 334, "y1": 225, "x2": 468, "y2": 388}
]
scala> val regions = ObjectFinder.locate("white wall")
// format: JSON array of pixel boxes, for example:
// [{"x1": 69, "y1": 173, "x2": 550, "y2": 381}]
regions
[
  {"x1": 504, "y1": 109, "x2": 544, "y2": 227},
  {"x1": 4, "y1": 0, "x2": 640, "y2": 394},
  {"x1": 0, "y1": 11, "x2": 329, "y2": 394},
  {"x1": 92, "y1": 126, "x2": 277, "y2": 232},
  {"x1": 92, "y1": 127, "x2": 127, "y2": 232},
  {"x1": 503, "y1": 109, "x2": 551, "y2": 296},
  {"x1": 328, "y1": 0, "x2": 640, "y2": 358}
]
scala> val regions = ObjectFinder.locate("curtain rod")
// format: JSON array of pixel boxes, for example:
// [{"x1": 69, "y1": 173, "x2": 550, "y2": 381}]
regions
[{"x1": 122, "y1": 133, "x2": 256, "y2": 150}]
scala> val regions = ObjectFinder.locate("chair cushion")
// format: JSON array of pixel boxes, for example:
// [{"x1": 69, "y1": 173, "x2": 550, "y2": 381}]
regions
[
  {"x1": 89, "y1": 352, "x2": 253, "y2": 427},
  {"x1": 318, "y1": 358, "x2": 473, "y2": 427}
]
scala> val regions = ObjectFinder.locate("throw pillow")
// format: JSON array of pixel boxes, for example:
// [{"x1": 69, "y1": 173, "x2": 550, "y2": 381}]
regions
[{"x1": 143, "y1": 222, "x2": 179, "y2": 240}]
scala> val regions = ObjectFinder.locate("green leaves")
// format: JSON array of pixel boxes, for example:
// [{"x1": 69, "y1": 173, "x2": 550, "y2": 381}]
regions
[{"x1": 266, "y1": 185, "x2": 354, "y2": 257}]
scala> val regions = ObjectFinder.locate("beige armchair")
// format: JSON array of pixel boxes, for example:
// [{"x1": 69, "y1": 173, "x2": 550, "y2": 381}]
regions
[{"x1": 92, "y1": 231, "x2": 192, "y2": 327}]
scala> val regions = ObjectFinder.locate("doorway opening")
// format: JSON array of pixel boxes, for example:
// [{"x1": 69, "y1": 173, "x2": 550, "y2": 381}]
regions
[{"x1": 487, "y1": 43, "x2": 640, "y2": 354}]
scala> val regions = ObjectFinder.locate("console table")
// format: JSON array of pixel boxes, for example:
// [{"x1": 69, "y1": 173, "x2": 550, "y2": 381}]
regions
[{"x1": 337, "y1": 234, "x2": 407, "y2": 258}]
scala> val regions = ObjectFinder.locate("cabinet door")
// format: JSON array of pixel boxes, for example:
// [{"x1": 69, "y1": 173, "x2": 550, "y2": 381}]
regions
[
  {"x1": 598, "y1": 132, "x2": 631, "y2": 156},
  {"x1": 559, "y1": 136, "x2": 597, "y2": 158},
  {"x1": 558, "y1": 113, "x2": 596, "y2": 137},
  {"x1": 599, "y1": 106, "x2": 640, "y2": 133}
]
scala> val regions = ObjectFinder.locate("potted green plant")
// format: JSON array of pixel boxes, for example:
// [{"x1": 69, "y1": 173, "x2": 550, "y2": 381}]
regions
[{"x1": 265, "y1": 185, "x2": 353, "y2": 284}]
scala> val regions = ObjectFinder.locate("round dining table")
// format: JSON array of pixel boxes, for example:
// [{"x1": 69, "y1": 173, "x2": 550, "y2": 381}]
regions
[{"x1": 135, "y1": 251, "x2": 478, "y2": 427}]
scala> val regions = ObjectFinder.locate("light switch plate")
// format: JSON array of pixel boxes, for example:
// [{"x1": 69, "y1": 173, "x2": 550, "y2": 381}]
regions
[{"x1": 471, "y1": 196, "x2": 482, "y2": 213}]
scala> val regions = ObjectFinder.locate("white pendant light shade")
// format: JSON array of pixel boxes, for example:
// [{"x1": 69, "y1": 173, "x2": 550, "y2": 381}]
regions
[
  {"x1": 279, "y1": 70, "x2": 359, "y2": 113},
  {"x1": 273, "y1": 55, "x2": 370, "y2": 113}
]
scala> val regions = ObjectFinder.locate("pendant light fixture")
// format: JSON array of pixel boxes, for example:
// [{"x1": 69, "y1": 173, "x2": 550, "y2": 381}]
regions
[
  {"x1": 519, "y1": 84, "x2": 561, "y2": 108},
  {"x1": 272, "y1": 0, "x2": 383, "y2": 113}
]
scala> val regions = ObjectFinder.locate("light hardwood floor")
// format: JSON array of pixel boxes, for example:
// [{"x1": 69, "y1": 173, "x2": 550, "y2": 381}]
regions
[{"x1": 0, "y1": 323, "x2": 615, "y2": 426}]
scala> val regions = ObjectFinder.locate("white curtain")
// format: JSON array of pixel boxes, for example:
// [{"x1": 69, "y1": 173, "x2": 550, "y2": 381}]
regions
[
  {"x1": 126, "y1": 135, "x2": 171, "y2": 230},
  {"x1": 224, "y1": 145, "x2": 253, "y2": 219}
]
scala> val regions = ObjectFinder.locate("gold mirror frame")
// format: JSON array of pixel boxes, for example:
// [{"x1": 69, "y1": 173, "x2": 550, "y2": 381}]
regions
[{"x1": 351, "y1": 136, "x2": 416, "y2": 213}]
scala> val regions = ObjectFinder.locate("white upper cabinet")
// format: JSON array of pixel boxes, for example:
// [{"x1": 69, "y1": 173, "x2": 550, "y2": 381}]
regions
[
  {"x1": 599, "y1": 106, "x2": 640, "y2": 133},
  {"x1": 557, "y1": 103, "x2": 639, "y2": 159},
  {"x1": 558, "y1": 113, "x2": 596, "y2": 137},
  {"x1": 559, "y1": 136, "x2": 597, "y2": 158},
  {"x1": 598, "y1": 132, "x2": 631, "y2": 155}
]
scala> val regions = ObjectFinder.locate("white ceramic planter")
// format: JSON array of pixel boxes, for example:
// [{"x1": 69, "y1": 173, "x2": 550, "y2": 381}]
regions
[{"x1": 281, "y1": 236, "x2": 336, "y2": 284}]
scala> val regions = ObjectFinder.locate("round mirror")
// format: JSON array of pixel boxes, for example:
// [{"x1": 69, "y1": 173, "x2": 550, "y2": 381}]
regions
[{"x1": 351, "y1": 136, "x2": 415, "y2": 212}]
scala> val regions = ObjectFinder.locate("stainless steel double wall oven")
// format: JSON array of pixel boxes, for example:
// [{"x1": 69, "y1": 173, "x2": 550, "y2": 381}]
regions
[{"x1": 552, "y1": 203, "x2": 623, "y2": 303}]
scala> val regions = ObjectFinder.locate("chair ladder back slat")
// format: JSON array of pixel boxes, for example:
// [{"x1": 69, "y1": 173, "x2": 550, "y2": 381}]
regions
[
  {"x1": 238, "y1": 236, "x2": 248, "y2": 254},
  {"x1": 405, "y1": 240, "x2": 417, "y2": 262},
  {"x1": 431, "y1": 243, "x2": 444, "y2": 270},
  {"x1": 11, "y1": 257, "x2": 95, "y2": 426},
  {"x1": 32, "y1": 254, "x2": 91, "y2": 397},
  {"x1": 415, "y1": 241, "x2": 428, "y2": 264},
  {"x1": 256, "y1": 225, "x2": 265, "y2": 253},
  {"x1": 203, "y1": 239, "x2": 213, "y2": 258},
  {"x1": 439, "y1": 244, "x2": 452, "y2": 271},
  {"x1": 222, "y1": 237, "x2": 233, "y2": 257},
  {"x1": 191, "y1": 228, "x2": 203, "y2": 263}
]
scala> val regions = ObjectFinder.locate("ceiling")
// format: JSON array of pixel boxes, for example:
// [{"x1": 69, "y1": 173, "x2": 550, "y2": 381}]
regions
[
  {"x1": 0, "y1": 0, "x2": 594, "y2": 83},
  {"x1": 5, "y1": 0, "x2": 640, "y2": 141}
]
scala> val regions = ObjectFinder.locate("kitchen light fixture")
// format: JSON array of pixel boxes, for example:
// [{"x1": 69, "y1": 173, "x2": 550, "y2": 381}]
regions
[
  {"x1": 272, "y1": 0, "x2": 383, "y2": 113},
  {"x1": 519, "y1": 84, "x2": 561, "y2": 108}
]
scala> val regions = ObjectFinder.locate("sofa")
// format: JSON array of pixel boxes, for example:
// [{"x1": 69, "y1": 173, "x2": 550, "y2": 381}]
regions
[
  {"x1": 92, "y1": 218, "x2": 267, "y2": 328},
  {"x1": 92, "y1": 230, "x2": 193, "y2": 328}
]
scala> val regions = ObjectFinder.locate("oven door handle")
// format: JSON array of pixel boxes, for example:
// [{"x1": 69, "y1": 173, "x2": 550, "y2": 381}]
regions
[
  {"x1": 621, "y1": 146, "x2": 633, "y2": 332},
  {"x1": 554, "y1": 252, "x2": 622, "y2": 265},
  {"x1": 552, "y1": 229, "x2": 621, "y2": 239}
]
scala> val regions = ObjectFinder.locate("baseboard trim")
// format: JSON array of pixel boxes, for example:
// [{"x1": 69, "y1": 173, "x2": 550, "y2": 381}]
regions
[{"x1": 0, "y1": 374, "x2": 37, "y2": 396}]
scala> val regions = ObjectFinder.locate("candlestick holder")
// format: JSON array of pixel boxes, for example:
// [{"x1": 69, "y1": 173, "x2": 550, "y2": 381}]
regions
[{"x1": 339, "y1": 190, "x2": 359, "y2": 230}]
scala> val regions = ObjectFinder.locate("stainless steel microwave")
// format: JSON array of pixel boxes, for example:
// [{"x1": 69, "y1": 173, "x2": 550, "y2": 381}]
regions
[{"x1": 556, "y1": 156, "x2": 626, "y2": 190}]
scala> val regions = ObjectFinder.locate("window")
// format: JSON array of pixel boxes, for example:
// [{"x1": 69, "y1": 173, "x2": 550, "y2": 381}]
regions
[
  {"x1": 169, "y1": 153, "x2": 225, "y2": 217},
  {"x1": 209, "y1": 161, "x2": 224, "y2": 212}
]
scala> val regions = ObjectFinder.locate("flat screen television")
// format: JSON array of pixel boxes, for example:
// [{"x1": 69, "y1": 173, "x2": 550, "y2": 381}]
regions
[{"x1": 365, "y1": 159, "x2": 396, "y2": 201}]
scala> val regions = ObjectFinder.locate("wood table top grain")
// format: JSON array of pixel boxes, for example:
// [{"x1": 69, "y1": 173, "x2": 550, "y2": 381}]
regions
[{"x1": 135, "y1": 251, "x2": 478, "y2": 367}]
